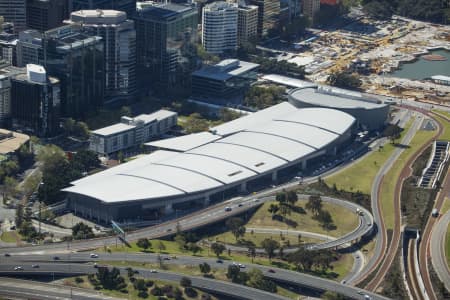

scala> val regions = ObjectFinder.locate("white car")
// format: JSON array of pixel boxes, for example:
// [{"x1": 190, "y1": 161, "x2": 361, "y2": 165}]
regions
[
  {"x1": 238, "y1": 263, "x2": 246, "y2": 268},
  {"x1": 90, "y1": 253, "x2": 99, "y2": 258},
  {"x1": 150, "y1": 269, "x2": 157, "y2": 273},
  {"x1": 14, "y1": 266, "x2": 23, "y2": 271}
]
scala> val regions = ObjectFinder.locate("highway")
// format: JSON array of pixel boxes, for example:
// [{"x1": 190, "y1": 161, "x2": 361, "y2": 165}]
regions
[
  {"x1": 0, "y1": 262, "x2": 289, "y2": 300},
  {"x1": 1, "y1": 254, "x2": 390, "y2": 300},
  {"x1": 352, "y1": 112, "x2": 423, "y2": 285},
  {"x1": 0, "y1": 277, "x2": 123, "y2": 300},
  {"x1": 430, "y1": 210, "x2": 450, "y2": 291}
]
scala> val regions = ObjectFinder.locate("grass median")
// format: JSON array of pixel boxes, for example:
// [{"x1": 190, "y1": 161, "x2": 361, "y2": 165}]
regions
[
  {"x1": 325, "y1": 118, "x2": 414, "y2": 194},
  {"x1": 0, "y1": 231, "x2": 19, "y2": 243}
]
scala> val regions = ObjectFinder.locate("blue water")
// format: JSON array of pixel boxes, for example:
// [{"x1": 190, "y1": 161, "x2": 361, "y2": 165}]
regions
[{"x1": 388, "y1": 49, "x2": 450, "y2": 80}]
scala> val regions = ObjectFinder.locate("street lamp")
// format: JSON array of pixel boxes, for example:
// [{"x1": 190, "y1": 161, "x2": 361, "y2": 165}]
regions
[{"x1": 38, "y1": 182, "x2": 44, "y2": 236}]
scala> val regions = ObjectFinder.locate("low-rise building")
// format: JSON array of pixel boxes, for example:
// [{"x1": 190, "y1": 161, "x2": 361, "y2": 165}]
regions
[
  {"x1": 89, "y1": 110, "x2": 178, "y2": 155},
  {"x1": 0, "y1": 128, "x2": 29, "y2": 157},
  {"x1": 191, "y1": 59, "x2": 259, "y2": 105}
]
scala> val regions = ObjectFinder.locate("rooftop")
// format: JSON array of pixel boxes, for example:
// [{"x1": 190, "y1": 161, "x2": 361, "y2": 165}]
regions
[
  {"x1": 70, "y1": 10, "x2": 127, "y2": 24},
  {"x1": 65, "y1": 103, "x2": 355, "y2": 203},
  {"x1": 431, "y1": 75, "x2": 450, "y2": 81},
  {"x1": 289, "y1": 87, "x2": 389, "y2": 110},
  {"x1": 136, "y1": 3, "x2": 196, "y2": 19},
  {"x1": 192, "y1": 59, "x2": 259, "y2": 81}
]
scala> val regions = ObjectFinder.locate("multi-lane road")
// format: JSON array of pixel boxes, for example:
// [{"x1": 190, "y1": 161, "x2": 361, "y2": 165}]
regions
[
  {"x1": 430, "y1": 210, "x2": 450, "y2": 291},
  {"x1": 2, "y1": 252, "x2": 389, "y2": 300}
]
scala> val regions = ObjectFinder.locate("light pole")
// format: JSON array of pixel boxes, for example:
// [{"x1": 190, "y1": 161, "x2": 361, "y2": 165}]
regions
[{"x1": 38, "y1": 182, "x2": 44, "y2": 236}]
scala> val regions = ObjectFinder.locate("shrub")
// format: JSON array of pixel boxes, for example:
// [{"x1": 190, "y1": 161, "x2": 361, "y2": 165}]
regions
[
  {"x1": 137, "y1": 290, "x2": 149, "y2": 298},
  {"x1": 184, "y1": 287, "x2": 198, "y2": 298},
  {"x1": 151, "y1": 286, "x2": 163, "y2": 296},
  {"x1": 75, "y1": 277, "x2": 84, "y2": 284},
  {"x1": 180, "y1": 277, "x2": 191, "y2": 287},
  {"x1": 145, "y1": 280, "x2": 154, "y2": 287}
]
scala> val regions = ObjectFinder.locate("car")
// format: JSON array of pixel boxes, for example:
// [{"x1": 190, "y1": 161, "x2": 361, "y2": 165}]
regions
[
  {"x1": 14, "y1": 266, "x2": 23, "y2": 271},
  {"x1": 167, "y1": 228, "x2": 172, "y2": 232},
  {"x1": 53, "y1": 256, "x2": 60, "y2": 260},
  {"x1": 238, "y1": 263, "x2": 246, "y2": 268},
  {"x1": 357, "y1": 291, "x2": 364, "y2": 295},
  {"x1": 31, "y1": 264, "x2": 39, "y2": 268},
  {"x1": 267, "y1": 269, "x2": 276, "y2": 273},
  {"x1": 216, "y1": 259, "x2": 223, "y2": 263},
  {"x1": 170, "y1": 255, "x2": 177, "y2": 259},
  {"x1": 93, "y1": 263, "x2": 98, "y2": 268},
  {"x1": 356, "y1": 255, "x2": 360, "y2": 259},
  {"x1": 163, "y1": 257, "x2": 170, "y2": 260},
  {"x1": 238, "y1": 204, "x2": 243, "y2": 207},
  {"x1": 364, "y1": 295, "x2": 372, "y2": 300},
  {"x1": 90, "y1": 253, "x2": 99, "y2": 258},
  {"x1": 4, "y1": 253, "x2": 10, "y2": 257},
  {"x1": 150, "y1": 269, "x2": 158, "y2": 273},
  {"x1": 225, "y1": 207, "x2": 232, "y2": 212}
]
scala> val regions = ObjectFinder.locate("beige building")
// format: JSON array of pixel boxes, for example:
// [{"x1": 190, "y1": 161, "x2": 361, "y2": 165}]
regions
[
  {"x1": 303, "y1": 0, "x2": 320, "y2": 21},
  {"x1": 248, "y1": 0, "x2": 280, "y2": 37},
  {"x1": 238, "y1": 4, "x2": 258, "y2": 45}
]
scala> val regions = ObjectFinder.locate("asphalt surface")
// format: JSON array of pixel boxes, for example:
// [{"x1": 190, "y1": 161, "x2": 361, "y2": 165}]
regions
[
  {"x1": 352, "y1": 111, "x2": 420, "y2": 284},
  {"x1": 430, "y1": 210, "x2": 450, "y2": 291},
  {"x1": 1, "y1": 255, "x2": 389, "y2": 300},
  {"x1": 0, "y1": 262, "x2": 289, "y2": 300},
  {"x1": 0, "y1": 277, "x2": 122, "y2": 300}
]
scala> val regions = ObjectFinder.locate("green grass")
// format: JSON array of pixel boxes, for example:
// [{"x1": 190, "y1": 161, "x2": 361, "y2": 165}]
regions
[
  {"x1": 380, "y1": 128, "x2": 437, "y2": 230},
  {"x1": 210, "y1": 231, "x2": 322, "y2": 247},
  {"x1": 246, "y1": 200, "x2": 359, "y2": 238},
  {"x1": 441, "y1": 198, "x2": 450, "y2": 214},
  {"x1": 433, "y1": 109, "x2": 450, "y2": 120},
  {"x1": 434, "y1": 115, "x2": 450, "y2": 141},
  {"x1": 0, "y1": 231, "x2": 19, "y2": 243},
  {"x1": 332, "y1": 253, "x2": 354, "y2": 281},
  {"x1": 325, "y1": 119, "x2": 414, "y2": 194}
]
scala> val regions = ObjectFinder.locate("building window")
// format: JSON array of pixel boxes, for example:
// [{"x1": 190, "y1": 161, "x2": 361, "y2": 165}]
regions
[{"x1": 123, "y1": 134, "x2": 128, "y2": 146}]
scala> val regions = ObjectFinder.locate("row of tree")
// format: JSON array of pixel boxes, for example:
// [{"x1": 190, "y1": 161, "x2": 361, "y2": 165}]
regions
[{"x1": 362, "y1": 0, "x2": 450, "y2": 23}]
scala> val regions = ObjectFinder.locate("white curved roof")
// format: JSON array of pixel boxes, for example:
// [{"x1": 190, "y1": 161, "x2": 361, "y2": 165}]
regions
[{"x1": 64, "y1": 103, "x2": 356, "y2": 203}]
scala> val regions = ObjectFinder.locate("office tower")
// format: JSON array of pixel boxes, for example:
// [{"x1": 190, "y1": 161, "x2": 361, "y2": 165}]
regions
[
  {"x1": 248, "y1": 0, "x2": 279, "y2": 37},
  {"x1": 16, "y1": 29, "x2": 43, "y2": 67},
  {"x1": 26, "y1": 0, "x2": 69, "y2": 32},
  {"x1": 0, "y1": 64, "x2": 25, "y2": 126},
  {"x1": 0, "y1": 32, "x2": 18, "y2": 66},
  {"x1": 238, "y1": 3, "x2": 258, "y2": 45},
  {"x1": 67, "y1": 10, "x2": 137, "y2": 104},
  {"x1": 0, "y1": 0, "x2": 26, "y2": 32},
  {"x1": 202, "y1": 1, "x2": 238, "y2": 55},
  {"x1": 42, "y1": 25, "x2": 104, "y2": 117},
  {"x1": 11, "y1": 64, "x2": 60, "y2": 137},
  {"x1": 69, "y1": 0, "x2": 136, "y2": 19},
  {"x1": 134, "y1": 3, "x2": 197, "y2": 93},
  {"x1": 303, "y1": 0, "x2": 320, "y2": 21}
]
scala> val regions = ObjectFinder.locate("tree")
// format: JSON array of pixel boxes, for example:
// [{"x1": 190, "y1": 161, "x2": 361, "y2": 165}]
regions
[
  {"x1": 157, "y1": 240, "x2": 166, "y2": 253},
  {"x1": 63, "y1": 118, "x2": 76, "y2": 133},
  {"x1": 184, "y1": 113, "x2": 209, "y2": 133},
  {"x1": 327, "y1": 72, "x2": 362, "y2": 90},
  {"x1": 73, "y1": 122, "x2": 90, "y2": 140},
  {"x1": 275, "y1": 192, "x2": 287, "y2": 204},
  {"x1": 261, "y1": 238, "x2": 279, "y2": 261},
  {"x1": 383, "y1": 124, "x2": 402, "y2": 144},
  {"x1": 199, "y1": 262, "x2": 211, "y2": 276},
  {"x1": 306, "y1": 195, "x2": 323, "y2": 216},
  {"x1": 317, "y1": 209, "x2": 334, "y2": 230},
  {"x1": 180, "y1": 276, "x2": 191, "y2": 288},
  {"x1": 226, "y1": 217, "x2": 246, "y2": 241},
  {"x1": 279, "y1": 203, "x2": 292, "y2": 220},
  {"x1": 286, "y1": 191, "x2": 298, "y2": 206},
  {"x1": 72, "y1": 222, "x2": 95, "y2": 240},
  {"x1": 174, "y1": 233, "x2": 187, "y2": 250},
  {"x1": 72, "y1": 150, "x2": 100, "y2": 172},
  {"x1": 226, "y1": 265, "x2": 241, "y2": 282},
  {"x1": 136, "y1": 238, "x2": 151, "y2": 251},
  {"x1": 246, "y1": 268, "x2": 277, "y2": 293},
  {"x1": 268, "y1": 203, "x2": 279, "y2": 217},
  {"x1": 96, "y1": 267, "x2": 126, "y2": 290},
  {"x1": 248, "y1": 245, "x2": 256, "y2": 263},
  {"x1": 120, "y1": 106, "x2": 132, "y2": 117},
  {"x1": 3, "y1": 176, "x2": 18, "y2": 202},
  {"x1": 188, "y1": 242, "x2": 201, "y2": 255},
  {"x1": 22, "y1": 172, "x2": 42, "y2": 198},
  {"x1": 211, "y1": 242, "x2": 226, "y2": 258},
  {"x1": 363, "y1": 0, "x2": 394, "y2": 20},
  {"x1": 15, "y1": 203, "x2": 24, "y2": 228}
]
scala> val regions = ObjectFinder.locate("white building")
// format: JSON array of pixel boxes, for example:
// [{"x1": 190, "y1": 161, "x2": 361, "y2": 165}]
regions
[
  {"x1": 238, "y1": 4, "x2": 258, "y2": 45},
  {"x1": 67, "y1": 10, "x2": 137, "y2": 104},
  {"x1": 89, "y1": 110, "x2": 178, "y2": 155},
  {"x1": 202, "y1": 1, "x2": 238, "y2": 55}
]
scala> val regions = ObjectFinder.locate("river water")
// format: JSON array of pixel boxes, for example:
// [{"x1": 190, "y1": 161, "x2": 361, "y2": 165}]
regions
[{"x1": 388, "y1": 49, "x2": 450, "y2": 80}]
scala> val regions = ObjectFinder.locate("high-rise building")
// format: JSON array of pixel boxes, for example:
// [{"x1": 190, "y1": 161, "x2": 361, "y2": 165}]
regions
[
  {"x1": 0, "y1": 0, "x2": 26, "y2": 32},
  {"x1": 0, "y1": 64, "x2": 25, "y2": 126},
  {"x1": 202, "y1": 1, "x2": 238, "y2": 55},
  {"x1": 16, "y1": 29, "x2": 43, "y2": 67},
  {"x1": 67, "y1": 10, "x2": 137, "y2": 105},
  {"x1": 11, "y1": 64, "x2": 60, "y2": 137},
  {"x1": 69, "y1": 0, "x2": 136, "y2": 20},
  {"x1": 248, "y1": 0, "x2": 279, "y2": 37},
  {"x1": 0, "y1": 32, "x2": 18, "y2": 66},
  {"x1": 237, "y1": 3, "x2": 258, "y2": 45},
  {"x1": 303, "y1": 0, "x2": 320, "y2": 21},
  {"x1": 42, "y1": 25, "x2": 104, "y2": 117},
  {"x1": 134, "y1": 3, "x2": 197, "y2": 93},
  {"x1": 26, "y1": 0, "x2": 69, "y2": 32}
]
